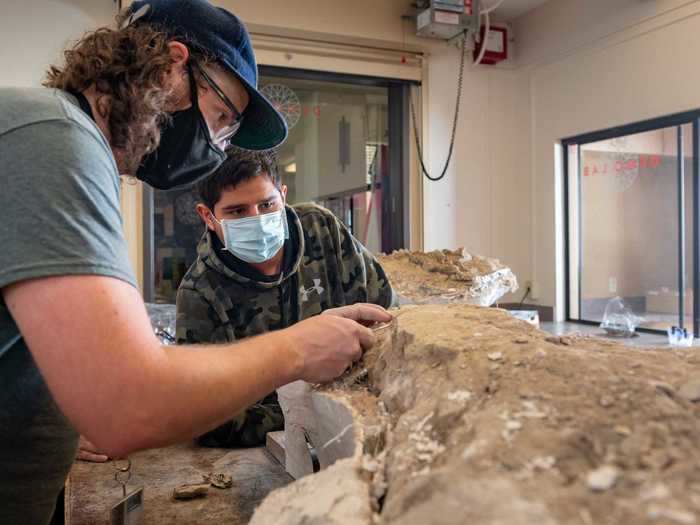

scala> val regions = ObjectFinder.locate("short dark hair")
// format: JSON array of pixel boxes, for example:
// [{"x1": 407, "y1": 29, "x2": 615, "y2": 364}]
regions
[{"x1": 198, "y1": 150, "x2": 280, "y2": 210}]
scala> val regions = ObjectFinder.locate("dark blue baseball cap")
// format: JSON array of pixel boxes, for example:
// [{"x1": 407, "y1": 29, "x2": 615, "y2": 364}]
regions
[{"x1": 125, "y1": 0, "x2": 287, "y2": 151}]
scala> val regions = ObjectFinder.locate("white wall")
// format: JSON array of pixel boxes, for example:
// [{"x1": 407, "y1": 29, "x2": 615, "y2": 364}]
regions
[
  {"x1": 422, "y1": 50, "x2": 531, "y2": 303},
  {"x1": 514, "y1": 0, "x2": 700, "y2": 318},
  {"x1": 0, "y1": 0, "x2": 116, "y2": 87},
  {"x1": 213, "y1": 0, "x2": 415, "y2": 45}
]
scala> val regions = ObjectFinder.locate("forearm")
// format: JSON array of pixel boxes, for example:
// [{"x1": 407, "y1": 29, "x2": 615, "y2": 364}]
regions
[
  {"x1": 97, "y1": 332, "x2": 301, "y2": 456},
  {"x1": 5, "y1": 275, "x2": 374, "y2": 459},
  {"x1": 4, "y1": 275, "x2": 302, "y2": 457}
]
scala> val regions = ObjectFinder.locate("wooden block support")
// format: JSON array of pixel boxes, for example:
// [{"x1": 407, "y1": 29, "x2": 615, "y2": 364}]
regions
[
  {"x1": 277, "y1": 381, "x2": 317, "y2": 479},
  {"x1": 277, "y1": 381, "x2": 361, "y2": 480},
  {"x1": 310, "y1": 391, "x2": 357, "y2": 468},
  {"x1": 266, "y1": 431, "x2": 286, "y2": 467}
]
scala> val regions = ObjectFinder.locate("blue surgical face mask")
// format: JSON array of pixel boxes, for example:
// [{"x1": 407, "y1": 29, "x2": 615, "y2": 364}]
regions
[{"x1": 214, "y1": 209, "x2": 289, "y2": 264}]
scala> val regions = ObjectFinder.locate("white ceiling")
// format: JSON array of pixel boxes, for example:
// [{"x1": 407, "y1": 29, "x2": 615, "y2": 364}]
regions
[{"x1": 487, "y1": 0, "x2": 550, "y2": 21}]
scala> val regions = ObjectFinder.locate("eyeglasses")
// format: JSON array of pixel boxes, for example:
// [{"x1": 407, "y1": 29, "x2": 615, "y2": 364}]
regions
[{"x1": 192, "y1": 62, "x2": 245, "y2": 147}]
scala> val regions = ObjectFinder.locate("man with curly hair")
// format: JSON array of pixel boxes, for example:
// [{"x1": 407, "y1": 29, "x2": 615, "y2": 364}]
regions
[{"x1": 0, "y1": 1, "x2": 390, "y2": 522}]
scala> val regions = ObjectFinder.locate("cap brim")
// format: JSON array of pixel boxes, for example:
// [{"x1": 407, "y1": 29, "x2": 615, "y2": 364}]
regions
[{"x1": 222, "y1": 60, "x2": 288, "y2": 151}]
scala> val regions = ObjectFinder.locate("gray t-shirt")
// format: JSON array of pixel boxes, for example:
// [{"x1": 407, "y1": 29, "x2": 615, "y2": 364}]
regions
[{"x1": 0, "y1": 87, "x2": 136, "y2": 524}]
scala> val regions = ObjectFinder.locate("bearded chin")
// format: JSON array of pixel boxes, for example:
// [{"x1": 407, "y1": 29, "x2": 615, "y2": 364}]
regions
[{"x1": 114, "y1": 148, "x2": 147, "y2": 178}]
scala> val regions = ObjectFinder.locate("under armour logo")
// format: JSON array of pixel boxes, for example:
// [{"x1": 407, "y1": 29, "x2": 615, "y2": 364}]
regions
[{"x1": 300, "y1": 279, "x2": 325, "y2": 302}]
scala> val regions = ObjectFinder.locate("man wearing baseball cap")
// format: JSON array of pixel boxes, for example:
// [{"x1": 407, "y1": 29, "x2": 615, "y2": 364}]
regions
[{"x1": 0, "y1": 1, "x2": 391, "y2": 522}]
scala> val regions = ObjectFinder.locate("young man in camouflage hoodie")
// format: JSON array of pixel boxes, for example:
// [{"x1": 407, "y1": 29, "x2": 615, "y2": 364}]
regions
[{"x1": 176, "y1": 154, "x2": 394, "y2": 447}]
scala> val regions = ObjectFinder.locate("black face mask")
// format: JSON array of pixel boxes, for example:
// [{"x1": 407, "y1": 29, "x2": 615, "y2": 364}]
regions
[{"x1": 136, "y1": 65, "x2": 226, "y2": 190}]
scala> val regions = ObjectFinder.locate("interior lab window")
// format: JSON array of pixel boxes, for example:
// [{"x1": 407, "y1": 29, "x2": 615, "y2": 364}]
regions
[
  {"x1": 261, "y1": 75, "x2": 389, "y2": 257},
  {"x1": 565, "y1": 121, "x2": 695, "y2": 333},
  {"x1": 143, "y1": 69, "x2": 412, "y2": 304}
]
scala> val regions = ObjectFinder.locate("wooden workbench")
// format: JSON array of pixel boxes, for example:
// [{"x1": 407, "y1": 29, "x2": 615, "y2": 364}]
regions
[{"x1": 65, "y1": 443, "x2": 292, "y2": 524}]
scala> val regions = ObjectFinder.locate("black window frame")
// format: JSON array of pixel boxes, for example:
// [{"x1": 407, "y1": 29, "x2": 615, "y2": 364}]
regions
[{"x1": 562, "y1": 109, "x2": 700, "y2": 336}]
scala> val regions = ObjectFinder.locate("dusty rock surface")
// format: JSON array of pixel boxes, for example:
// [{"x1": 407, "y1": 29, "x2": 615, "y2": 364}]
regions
[
  {"x1": 68, "y1": 444, "x2": 291, "y2": 524},
  {"x1": 252, "y1": 305, "x2": 700, "y2": 525},
  {"x1": 249, "y1": 457, "x2": 373, "y2": 525},
  {"x1": 378, "y1": 249, "x2": 518, "y2": 306}
]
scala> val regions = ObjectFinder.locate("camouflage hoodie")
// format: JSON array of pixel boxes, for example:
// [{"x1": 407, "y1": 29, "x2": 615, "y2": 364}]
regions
[{"x1": 176, "y1": 203, "x2": 394, "y2": 447}]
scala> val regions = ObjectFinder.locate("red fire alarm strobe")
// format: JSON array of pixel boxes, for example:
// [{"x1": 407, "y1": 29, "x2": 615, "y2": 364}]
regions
[{"x1": 474, "y1": 25, "x2": 508, "y2": 65}]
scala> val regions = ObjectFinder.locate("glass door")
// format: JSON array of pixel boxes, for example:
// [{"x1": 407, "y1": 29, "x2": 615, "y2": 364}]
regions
[{"x1": 565, "y1": 117, "x2": 697, "y2": 334}]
